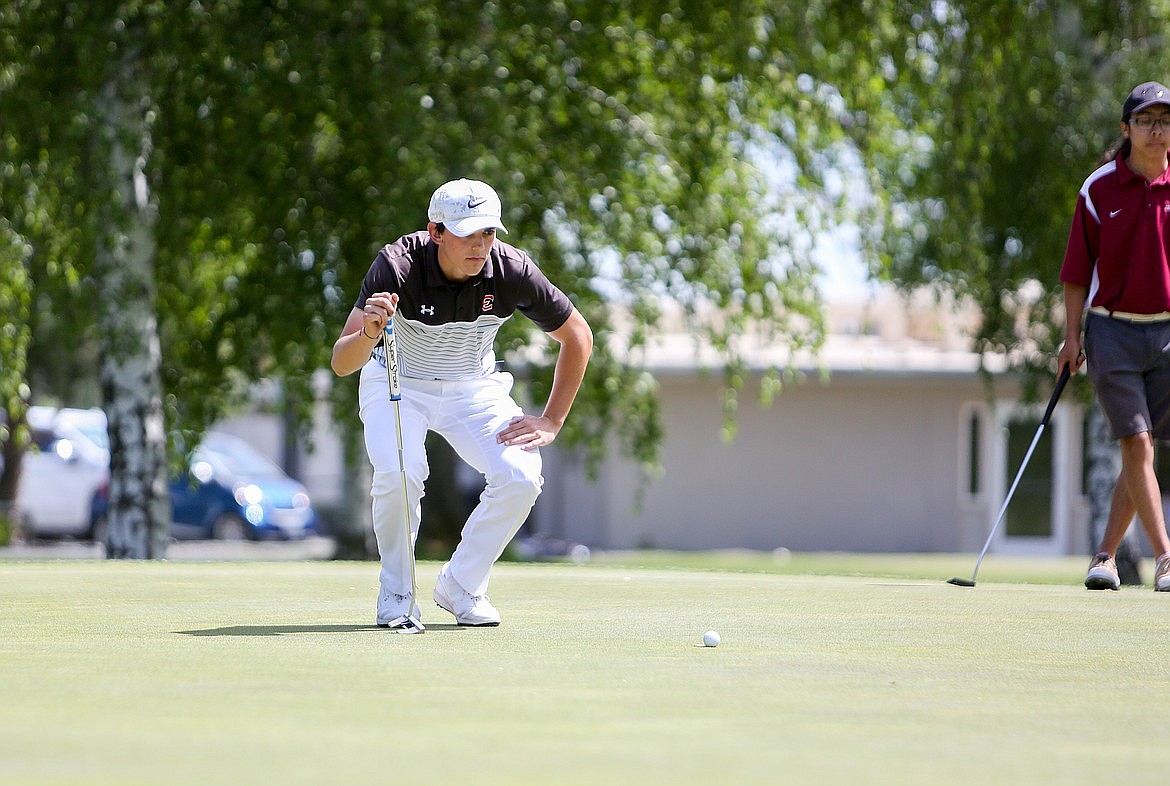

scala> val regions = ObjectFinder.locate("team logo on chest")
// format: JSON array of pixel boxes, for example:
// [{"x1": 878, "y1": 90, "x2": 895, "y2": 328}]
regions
[
  {"x1": 482, "y1": 295, "x2": 494, "y2": 312},
  {"x1": 420, "y1": 305, "x2": 435, "y2": 316}
]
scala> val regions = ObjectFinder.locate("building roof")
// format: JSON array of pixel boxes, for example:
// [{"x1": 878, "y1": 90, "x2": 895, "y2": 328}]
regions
[
  {"x1": 629, "y1": 330, "x2": 1005, "y2": 377},
  {"x1": 622, "y1": 286, "x2": 1006, "y2": 377}
]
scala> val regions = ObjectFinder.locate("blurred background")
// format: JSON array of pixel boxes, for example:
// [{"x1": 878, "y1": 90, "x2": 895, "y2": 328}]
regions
[{"x1": 1, "y1": 2, "x2": 1163, "y2": 575}]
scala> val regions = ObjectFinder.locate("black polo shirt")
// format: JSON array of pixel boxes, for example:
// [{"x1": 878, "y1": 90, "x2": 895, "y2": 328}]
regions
[{"x1": 356, "y1": 231, "x2": 574, "y2": 380}]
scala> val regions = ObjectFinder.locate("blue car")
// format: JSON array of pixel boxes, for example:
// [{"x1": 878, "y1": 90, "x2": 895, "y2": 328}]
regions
[{"x1": 170, "y1": 431, "x2": 318, "y2": 541}]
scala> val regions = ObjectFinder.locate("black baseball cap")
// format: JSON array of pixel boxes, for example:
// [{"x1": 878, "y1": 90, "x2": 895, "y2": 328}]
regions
[{"x1": 1123, "y1": 81, "x2": 1170, "y2": 121}]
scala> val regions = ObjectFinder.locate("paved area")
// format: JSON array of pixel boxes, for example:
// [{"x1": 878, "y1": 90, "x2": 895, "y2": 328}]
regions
[{"x1": 0, "y1": 535, "x2": 338, "y2": 561}]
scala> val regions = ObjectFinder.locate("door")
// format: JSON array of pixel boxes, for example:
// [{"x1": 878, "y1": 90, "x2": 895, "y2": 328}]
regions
[{"x1": 993, "y1": 401, "x2": 1073, "y2": 555}]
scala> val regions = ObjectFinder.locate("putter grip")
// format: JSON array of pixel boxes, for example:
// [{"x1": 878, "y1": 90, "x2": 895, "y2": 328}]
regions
[
  {"x1": 384, "y1": 322, "x2": 401, "y2": 400},
  {"x1": 1040, "y1": 365, "x2": 1072, "y2": 426}
]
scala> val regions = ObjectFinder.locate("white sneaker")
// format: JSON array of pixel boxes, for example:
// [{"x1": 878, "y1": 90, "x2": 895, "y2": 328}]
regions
[
  {"x1": 1085, "y1": 552, "x2": 1120, "y2": 591},
  {"x1": 1156, "y1": 554, "x2": 1170, "y2": 592},
  {"x1": 433, "y1": 565, "x2": 501, "y2": 627},
  {"x1": 377, "y1": 591, "x2": 422, "y2": 627}
]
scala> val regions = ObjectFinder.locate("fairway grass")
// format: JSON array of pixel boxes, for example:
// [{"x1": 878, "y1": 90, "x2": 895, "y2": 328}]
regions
[{"x1": 2, "y1": 555, "x2": 1168, "y2": 785}]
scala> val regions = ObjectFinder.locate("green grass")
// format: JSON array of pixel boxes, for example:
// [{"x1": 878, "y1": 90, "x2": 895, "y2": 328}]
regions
[{"x1": 1, "y1": 553, "x2": 1167, "y2": 785}]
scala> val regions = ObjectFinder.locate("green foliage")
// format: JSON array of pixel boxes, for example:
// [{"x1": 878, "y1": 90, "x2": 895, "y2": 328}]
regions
[
  {"x1": 20, "y1": 0, "x2": 1142, "y2": 505},
  {"x1": 0, "y1": 0, "x2": 852, "y2": 481},
  {"x1": 0, "y1": 222, "x2": 31, "y2": 423},
  {"x1": 5, "y1": 0, "x2": 1159, "y2": 470},
  {"x1": 843, "y1": 3, "x2": 1167, "y2": 378}
]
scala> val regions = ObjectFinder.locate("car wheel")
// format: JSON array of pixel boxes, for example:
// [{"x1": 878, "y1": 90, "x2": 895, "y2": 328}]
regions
[{"x1": 211, "y1": 513, "x2": 250, "y2": 541}]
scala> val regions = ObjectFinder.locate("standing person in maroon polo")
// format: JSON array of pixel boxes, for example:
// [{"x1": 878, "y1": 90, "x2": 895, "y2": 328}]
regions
[{"x1": 1059, "y1": 81, "x2": 1170, "y2": 591}]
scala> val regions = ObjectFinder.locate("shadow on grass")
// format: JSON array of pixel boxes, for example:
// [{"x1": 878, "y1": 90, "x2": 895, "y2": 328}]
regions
[{"x1": 176, "y1": 623, "x2": 467, "y2": 636}]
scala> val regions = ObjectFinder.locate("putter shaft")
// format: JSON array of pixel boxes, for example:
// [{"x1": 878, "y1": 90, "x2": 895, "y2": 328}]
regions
[{"x1": 385, "y1": 320, "x2": 423, "y2": 631}]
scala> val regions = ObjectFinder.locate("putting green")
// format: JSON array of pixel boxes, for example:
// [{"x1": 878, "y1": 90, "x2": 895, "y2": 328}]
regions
[{"x1": 0, "y1": 556, "x2": 1166, "y2": 785}]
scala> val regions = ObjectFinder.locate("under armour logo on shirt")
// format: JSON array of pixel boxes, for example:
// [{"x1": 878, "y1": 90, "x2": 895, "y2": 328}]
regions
[{"x1": 420, "y1": 305, "x2": 435, "y2": 316}]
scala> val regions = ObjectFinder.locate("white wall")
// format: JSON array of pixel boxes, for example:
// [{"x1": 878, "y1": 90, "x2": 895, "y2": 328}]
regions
[
  {"x1": 539, "y1": 368, "x2": 1088, "y2": 555},
  {"x1": 217, "y1": 358, "x2": 1091, "y2": 557}
]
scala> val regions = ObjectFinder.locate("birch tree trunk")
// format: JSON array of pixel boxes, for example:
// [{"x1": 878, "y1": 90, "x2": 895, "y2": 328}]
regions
[
  {"x1": 94, "y1": 56, "x2": 170, "y2": 559},
  {"x1": 1087, "y1": 402, "x2": 1142, "y2": 584}
]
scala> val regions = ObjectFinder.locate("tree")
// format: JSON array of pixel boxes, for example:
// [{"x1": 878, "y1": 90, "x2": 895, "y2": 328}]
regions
[
  {"x1": 0, "y1": 3, "x2": 174, "y2": 555},
  {"x1": 2, "y1": 1, "x2": 866, "y2": 557},
  {"x1": 848, "y1": 2, "x2": 1168, "y2": 574},
  {"x1": 842, "y1": 1, "x2": 1167, "y2": 366},
  {"x1": 92, "y1": 39, "x2": 171, "y2": 559}
]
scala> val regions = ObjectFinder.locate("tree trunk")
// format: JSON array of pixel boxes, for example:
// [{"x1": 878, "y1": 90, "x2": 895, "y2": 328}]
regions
[
  {"x1": 1087, "y1": 402, "x2": 1142, "y2": 584},
  {"x1": 94, "y1": 57, "x2": 171, "y2": 559}
]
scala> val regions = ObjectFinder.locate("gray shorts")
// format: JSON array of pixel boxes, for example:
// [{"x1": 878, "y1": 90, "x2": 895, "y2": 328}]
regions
[{"x1": 1085, "y1": 311, "x2": 1170, "y2": 440}]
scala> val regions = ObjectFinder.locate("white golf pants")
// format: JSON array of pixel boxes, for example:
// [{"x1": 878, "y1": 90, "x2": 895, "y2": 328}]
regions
[{"x1": 358, "y1": 358, "x2": 543, "y2": 599}]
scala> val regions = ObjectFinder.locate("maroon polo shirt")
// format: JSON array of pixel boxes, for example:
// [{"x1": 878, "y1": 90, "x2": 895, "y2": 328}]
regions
[{"x1": 1061, "y1": 155, "x2": 1170, "y2": 313}]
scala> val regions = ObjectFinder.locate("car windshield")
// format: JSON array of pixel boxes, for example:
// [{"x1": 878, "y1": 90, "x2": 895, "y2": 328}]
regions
[
  {"x1": 195, "y1": 432, "x2": 287, "y2": 481},
  {"x1": 71, "y1": 421, "x2": 109, "y2": 451}
]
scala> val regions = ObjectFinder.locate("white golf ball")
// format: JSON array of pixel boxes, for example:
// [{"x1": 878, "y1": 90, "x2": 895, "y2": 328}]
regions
[{"x1": 702, "y1": 630, "x2": 721, "y2": 647}]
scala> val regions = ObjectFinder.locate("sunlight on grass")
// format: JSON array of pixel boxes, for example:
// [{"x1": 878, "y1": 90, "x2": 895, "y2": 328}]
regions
[
  {"x1": 584, "y1": 548, "x2": 1096, "y2": 585},
  {"x1": 1, "y1": 555, "x2": 1167, "y2": 785}
]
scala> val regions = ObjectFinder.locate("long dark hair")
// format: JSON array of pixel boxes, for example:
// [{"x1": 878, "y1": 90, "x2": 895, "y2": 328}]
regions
[{"x1": 1099, "y1": 135, "x2": 1131, "y2": 166}]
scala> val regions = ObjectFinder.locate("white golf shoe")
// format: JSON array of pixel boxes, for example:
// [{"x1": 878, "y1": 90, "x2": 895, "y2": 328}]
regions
[
  {"x1": 1156, "y1": 554, "x2": 1170, "y2": 592},
  {"x1": 433, "y1": 565, "x2": 501, "y2": 627},
  {"x1": 377, "y1": 591, "x2": 423, "y2": 629}
]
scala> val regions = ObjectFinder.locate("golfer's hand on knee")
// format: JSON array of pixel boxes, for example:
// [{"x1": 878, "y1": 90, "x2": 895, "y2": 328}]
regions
[{"x1": 496, "y1": 414, "x2": 559, "y2": 450}]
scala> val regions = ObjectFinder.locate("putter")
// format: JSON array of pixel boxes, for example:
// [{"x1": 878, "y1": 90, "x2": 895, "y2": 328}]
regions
[
  {"x1": 948, "y1": 365, "x2": 1072, "y2": 587},
  {"x1": 383, "y1": 318, "x2": 425, "y2": 633}
]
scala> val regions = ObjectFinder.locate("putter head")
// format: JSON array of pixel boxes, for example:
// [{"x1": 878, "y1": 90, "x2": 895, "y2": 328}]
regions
[
  {"x1": 383, "y1": 614, "x2": 426, "y2": 634},
  {"x1": 947, "y1": 577, "x2": 976, "y2": 587}
]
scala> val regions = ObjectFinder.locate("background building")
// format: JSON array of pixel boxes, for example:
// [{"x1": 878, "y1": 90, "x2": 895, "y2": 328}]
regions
[{"x1": 220, "y1": 286, "x2": 1100, "y2": 558}]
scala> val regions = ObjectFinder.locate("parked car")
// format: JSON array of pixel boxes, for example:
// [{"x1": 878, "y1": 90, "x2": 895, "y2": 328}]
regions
[
  {"x1": 16, "y1": 407, "x2": 317, "y2": 541},
  {"x1": 170, "y1": 431, "x2": 317, "y2": 541},
  {"x1": 16, "y1": 406, "x2": 110, "y2": 541}
]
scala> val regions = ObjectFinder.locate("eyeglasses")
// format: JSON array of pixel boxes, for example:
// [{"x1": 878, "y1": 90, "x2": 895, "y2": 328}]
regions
[{"x1": 1130, "y1": 115, "x2": 1170, "y2": 131}]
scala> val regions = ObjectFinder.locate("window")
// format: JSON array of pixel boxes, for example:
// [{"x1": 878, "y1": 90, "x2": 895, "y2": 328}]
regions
[
  {"x1": 1003, "y1": 413, "x2": 1054, "y2": 539},
  {"x1": 967, "y1": 411, "x2": 981, "y2": 495}
]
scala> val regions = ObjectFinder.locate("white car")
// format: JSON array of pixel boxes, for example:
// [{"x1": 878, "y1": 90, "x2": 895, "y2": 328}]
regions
[
  {"x1": 16, "y1": 407, "x2": 319, "y2": 542},
  {"x1": 16, "y1": 406, "x2": 111, "y2": 540}
]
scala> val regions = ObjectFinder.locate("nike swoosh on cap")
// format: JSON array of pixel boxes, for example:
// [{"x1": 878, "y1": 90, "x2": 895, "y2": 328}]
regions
[{"x1": 468, "y1": 198, "x2": 487, "y2": 209}]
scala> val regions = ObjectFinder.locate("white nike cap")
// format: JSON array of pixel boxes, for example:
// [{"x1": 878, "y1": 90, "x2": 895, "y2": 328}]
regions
[{"x1": 427, "y1": 179, "x2": 508, "y2": 237}]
